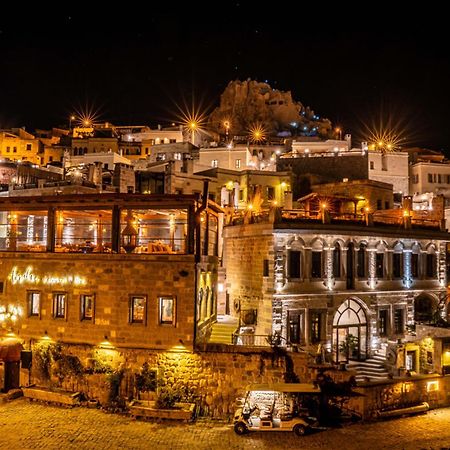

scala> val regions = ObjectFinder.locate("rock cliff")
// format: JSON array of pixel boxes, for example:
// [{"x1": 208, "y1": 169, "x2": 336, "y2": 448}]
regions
[{"x1": 208, "y1": 79, "x2": 332, "y2": 138}]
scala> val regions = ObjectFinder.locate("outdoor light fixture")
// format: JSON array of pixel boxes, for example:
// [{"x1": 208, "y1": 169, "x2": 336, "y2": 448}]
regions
[{"x1": 121, "y1": 210, "x2": 138, "y2": 253}]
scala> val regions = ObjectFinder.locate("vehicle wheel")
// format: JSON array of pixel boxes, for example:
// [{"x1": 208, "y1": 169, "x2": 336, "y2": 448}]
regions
[
  {"x1": 234, "y1": 422, "x2": 248, "y2": 435},
  {"x1": 293, "y1": 424, "x2": 307, "y2": 436}
]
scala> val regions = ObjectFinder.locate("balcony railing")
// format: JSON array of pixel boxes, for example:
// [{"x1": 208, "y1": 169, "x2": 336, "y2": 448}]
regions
[{"x1": 232, "y1": 332, "x2": 270, "y2": 347}]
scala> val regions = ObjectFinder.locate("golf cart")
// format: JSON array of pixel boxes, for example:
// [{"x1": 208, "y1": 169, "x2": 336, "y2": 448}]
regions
[{"x1": 233, "y1": 383, "x2": 321, "y2": 436}]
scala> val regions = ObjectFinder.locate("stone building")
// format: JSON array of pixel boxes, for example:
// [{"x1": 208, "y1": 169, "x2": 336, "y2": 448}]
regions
[
  {"x1": 0, "y1": 192, "x2": 222, "y2": 350},
  {"x1": 223, "y1": 200, "x2": 450, "y2": 369}
]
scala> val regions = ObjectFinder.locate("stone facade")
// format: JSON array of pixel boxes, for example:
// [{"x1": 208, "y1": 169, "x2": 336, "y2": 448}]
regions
[
  {"x1": 0, "y1": 253, "x2": 197, "y2": 350},
  {"x1": 224, "y1": 219, "x2": 449, "y2": 364}
]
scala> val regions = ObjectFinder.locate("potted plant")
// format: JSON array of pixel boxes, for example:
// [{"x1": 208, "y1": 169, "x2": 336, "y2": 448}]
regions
[{"x1": 339, "y1": 334, "x2": 359, "y2": 360}]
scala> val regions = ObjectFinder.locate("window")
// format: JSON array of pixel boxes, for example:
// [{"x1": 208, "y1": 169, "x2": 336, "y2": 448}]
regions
[
  {"x1": 311, "y1": 251, "x2": 322, "y2": 278},
  {"x1": 267, "y1": 186, "x2": 275, "y2": 201},
  {"x1": 288, "y1": 311, "x2": 304, "y2": 344},
  {"x1": 357, "y1": 243, "x2": 366, "y2": 278},
  {"x1": 26, "y1": 143, "x2": 32, "y2": 151},
  {"x1": 310, "y1": 311, "x2": 325, "y2": 343},
  {"x1": 174, "y1": 152, "x2": 182, "y2": 161},
  {"x1": 211, "y1": 159, "x2": 218, "y2": 168},
  {"x1": 370, "y1": 161, "x2": 374, "y2": 170},
  {"x1": 263, "y1": 259, "x2": 270, "y2": 277},
  {"x1": 333, "y1": 243, "x2": 341, "y2": 277},
  {"x1": 438, "y1": 174, "x2": 442, "y2": 184},
  {"x1": 376, "y1": 253, "x2": 384, "y2": 278},
  {"x1": 393, "y1": 252, "x2": 402, "y2": 278},
  {"x1": 428, "y1": 173, "x2": 433, "y2": 183},
  {"x1": 6, "y1": 146, "x2": 10, "y2": 152},
  {"x1": 377, "y1": 199, "x2": 382, "y2": 210},
  {"x1": 378, "y1": 309, "x2": 388, "y2": 336},
  {"x1": 235, "y1": 159, "x2": 241, "y2": 169},
  {"x1": 447, "y1": 174, "x2": 450, "y2": 184},
  {"x1": 129, "y1": 295, "x2": 147, "y2": 324},
  {"x1": 288, "y1": 250, "x2": 301, "y2": 278},
  {"x1": 426, "y1": 252, "x2": 436, "y2": 278},
  {"x1": 159, "y1": 296, "x2": 175, "y2": 325},
  {"x1": 53, "y1": 293, "x2": 67, "y2": 319},
  {"x1": 385, "y1": 201, "x2": 390, "y2": 209},
  {"x1": 49, "y1": 156, "x2": 53, "y2": 162},
  {"x1": 394, "y1": 309, "x2": 404, "y2": 334},
  {"x1": 412, "y1": 251, "x2": 419, "y2": 278},
  {"x1": 169, "y1": 139, "x2": 176, "y2": 144},
  {"x1": 80, "y1": 294, "x2": 95, "y2": 321},
  {"x1": 27, "y1": 291, "x2": 40, "y2": 317}
]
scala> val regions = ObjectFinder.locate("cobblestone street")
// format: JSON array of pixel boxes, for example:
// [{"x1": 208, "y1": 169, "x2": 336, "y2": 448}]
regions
[{"x1": 1, "y1": 399, "x2": 450, "y2": 449}]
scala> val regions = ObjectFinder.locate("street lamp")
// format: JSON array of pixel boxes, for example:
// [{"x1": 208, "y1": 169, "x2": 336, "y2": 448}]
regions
[
  {"x1": 224, "y1": 120, "x2": 230, "y2": 142},
  {"x1": 69, "y1": 115, "x2": 76, "y2": 130},
  {"x1": 188, "y1": 121, "x2": 197, "y2": 145}
]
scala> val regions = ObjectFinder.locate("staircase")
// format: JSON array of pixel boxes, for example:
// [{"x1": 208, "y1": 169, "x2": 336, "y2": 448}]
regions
[
  {"x1": 347, "y1": 348, "x2": 390, "y2": 383},
  {"x1": 208, "y1": 315, "x2": 239, "y2": 344}
]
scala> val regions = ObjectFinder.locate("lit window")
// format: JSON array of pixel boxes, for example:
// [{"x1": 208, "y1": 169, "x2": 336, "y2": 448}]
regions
[
  {"x1": 130, "y1": 295, "x2": 146, "y2": 324},
  {"x1": 159, "y1": 296, "x2": 176, "y2": 325},
  {"x1": 211, "y1": 159, "x2": 218, "y2": 168},
  {"x1": 174, "y1": 152, "x2": 182, "y2": 161},
  {"x1": 27, "y1": 291, "x2": 40, "y2": 317},
  {"x1": 80, "y1": 294, "x2": 95, "y2": 321},
  {"x1": 53, "y1": 293, "x2": 67, "y2": 319},
  {"x1": 235, "y1": 159, "x2": 241, "y2": 169}
]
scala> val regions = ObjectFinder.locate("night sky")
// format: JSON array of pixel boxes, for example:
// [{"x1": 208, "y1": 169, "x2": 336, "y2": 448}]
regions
[{"x1": 1, "y1": 5, "x2": 449, "y2": 151}]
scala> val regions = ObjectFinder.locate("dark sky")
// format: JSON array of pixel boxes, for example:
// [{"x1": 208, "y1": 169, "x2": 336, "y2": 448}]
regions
[{"x1": 1, "y1": 5, "x2": 449, "y2": 151}]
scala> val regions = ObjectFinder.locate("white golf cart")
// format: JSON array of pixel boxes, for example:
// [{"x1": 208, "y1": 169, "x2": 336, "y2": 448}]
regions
[{"x1": 233, "y1": 383, "x2": 321, "y2": 436}]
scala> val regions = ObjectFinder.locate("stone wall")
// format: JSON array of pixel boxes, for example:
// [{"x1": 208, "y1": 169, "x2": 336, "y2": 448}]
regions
[
  {"x1": 0, "y1": 253, "x2": 197, "y2": 350},
  {"x1": 223, "y1": 223, "x2": 274, "y2": 334},
  {"x1": 348, "y1": 376, "x2": 450, "y2": 420},
  {"x1": 24, "y1": 342, "x2": 318, "y2": 417},
  {"x1": 277, "y1": 154, "x2": 368, "y2": 198}
]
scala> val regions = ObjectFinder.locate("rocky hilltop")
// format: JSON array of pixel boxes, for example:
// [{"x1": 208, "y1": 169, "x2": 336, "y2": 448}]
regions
[{"x1": 208, "y1": 79, "x2": 332, "y2": 138}]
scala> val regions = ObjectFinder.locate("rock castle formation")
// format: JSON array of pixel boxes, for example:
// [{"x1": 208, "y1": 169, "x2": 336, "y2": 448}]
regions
[{"x1": 208, "y1": 79, "x2": 332, "y2": 139}]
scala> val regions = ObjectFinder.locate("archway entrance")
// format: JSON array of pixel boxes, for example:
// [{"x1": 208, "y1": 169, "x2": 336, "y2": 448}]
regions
[
  {"x1": 333, "y1": 298, "x2": 368, "y2": 363},
  {"x1": 414, "y1": 294, "x2": 437, "y2": 323}
]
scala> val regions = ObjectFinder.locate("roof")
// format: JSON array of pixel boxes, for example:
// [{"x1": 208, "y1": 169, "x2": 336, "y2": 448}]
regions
[{"x1": 245, "y1": 383, "x2": 321, "y2": 393}]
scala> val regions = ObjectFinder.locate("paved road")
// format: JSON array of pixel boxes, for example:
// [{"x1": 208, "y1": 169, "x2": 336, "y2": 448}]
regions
[{"x1": 1, "y1": 399, "x2": 450, "y2": 449}]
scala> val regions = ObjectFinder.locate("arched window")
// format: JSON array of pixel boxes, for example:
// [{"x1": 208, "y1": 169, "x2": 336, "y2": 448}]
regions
[
  {"x1": 414, "y1": 294, "x2": 437, "y2": 323},
  {"x1": 376, "y1": 243, "x2": 385, "y2": 279},
  {"x1": 347, "y1": 242, "x2": 355, "y2": 289},
  {"x1": 393, "y1": 243, "x2": 403, "y2": 279},
  {"x1": 426, "y1": 245, "x2": 437, "y2": 278},
  {"x1": 333, "y1": 243, "x2": 341, "y2": 278},
  {"x1": 311, "y1": 240, "x2": 322, "y2": 279},
  {"x1": 412, "y1": 243, "x2": 421, "y2": 278},
  {"x1": 357, "y1": 243, "x2": 366, "y2": 278}
]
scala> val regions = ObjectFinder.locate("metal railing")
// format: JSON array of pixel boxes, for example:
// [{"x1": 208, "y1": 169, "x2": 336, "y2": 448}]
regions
[{"x1": 231, "y1": 332, "x2": 270, "y2": 347}]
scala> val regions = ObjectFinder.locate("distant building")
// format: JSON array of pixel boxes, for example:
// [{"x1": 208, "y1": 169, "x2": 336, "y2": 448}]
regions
[{"x1": 0, "y1": 129, "x2": 40, "y2": 164}]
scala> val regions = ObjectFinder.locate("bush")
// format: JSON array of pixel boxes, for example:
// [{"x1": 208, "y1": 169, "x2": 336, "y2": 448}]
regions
[
  {"x1": 154, "y1": 386, "x2": 181, "y2": 409},
  {"x1": 135, "y1": 363, "x2": 157, "y2": 395}
]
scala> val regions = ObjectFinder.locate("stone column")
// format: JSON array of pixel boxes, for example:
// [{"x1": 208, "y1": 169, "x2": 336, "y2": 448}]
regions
[
  {"x1": 403, "y1": 249, "x2": 412, "y2": 288},
  {"x1": 367, "y1": 248, "x2": 377, "y2": 289}
]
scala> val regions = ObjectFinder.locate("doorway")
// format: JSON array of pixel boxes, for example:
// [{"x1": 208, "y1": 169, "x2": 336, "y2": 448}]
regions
[{"x1": 333, "y1": 298, "x2": 368, "y2": 363}]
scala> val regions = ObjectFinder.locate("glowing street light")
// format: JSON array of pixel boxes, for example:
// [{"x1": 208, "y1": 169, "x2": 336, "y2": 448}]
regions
[{"x1": 335, "y1": 127, "x2": 342, "y2": 140}]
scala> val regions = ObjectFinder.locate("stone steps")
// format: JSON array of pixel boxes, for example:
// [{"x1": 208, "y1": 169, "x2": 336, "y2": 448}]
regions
[
  {"x1": 208, "y1": 318, "x2": 238, "y2": 344},
  {"x1": 347, "y1": 351, "x2": 390, "y2": 383}
]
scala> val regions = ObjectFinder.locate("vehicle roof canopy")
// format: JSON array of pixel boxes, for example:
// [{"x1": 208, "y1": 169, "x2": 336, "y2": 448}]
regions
[{"x1": 245, "y1": 383, "x2": 321, "y2": 394}]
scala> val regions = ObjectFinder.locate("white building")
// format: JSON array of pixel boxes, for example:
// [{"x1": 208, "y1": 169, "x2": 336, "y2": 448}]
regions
[
  {"x1": 195, "y1": 146, "x2": 252, "y2": 172},
  {"x1": 368, "y1": 151, "x2": 409, "y2": 197}
]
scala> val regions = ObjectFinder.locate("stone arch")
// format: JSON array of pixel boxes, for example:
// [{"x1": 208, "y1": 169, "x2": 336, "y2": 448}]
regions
[
  {"x1": 310, "y1": 237, "x2": 325, "y2": 250},
  {"x1": 414, "y1": 293, "x2": 438, "y2": 323}
]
